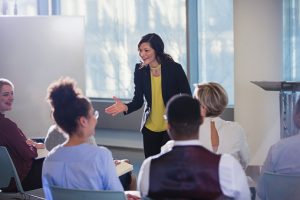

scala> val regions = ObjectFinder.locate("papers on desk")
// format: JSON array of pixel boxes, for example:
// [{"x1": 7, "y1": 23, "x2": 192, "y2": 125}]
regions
[
  {"x1": 116, "y1": 160, "x2": 133, "y2": 176},
  {"x1": 37, "y1": 148, "x2": 49, "y2": 159}
]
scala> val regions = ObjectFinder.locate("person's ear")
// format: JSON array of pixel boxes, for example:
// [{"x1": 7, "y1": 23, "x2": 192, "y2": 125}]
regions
[
  {"x1": 200, "y1": 106, "x2": 207, "y2": 117},
  {"x1": 78, "y1": 116, "x2": 88, "y2": 128}
]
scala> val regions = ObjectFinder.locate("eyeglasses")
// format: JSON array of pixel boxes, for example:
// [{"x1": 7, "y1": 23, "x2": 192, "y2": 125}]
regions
[{"x1": 93, "y1": 110, "x2": 99, "y2": 119}]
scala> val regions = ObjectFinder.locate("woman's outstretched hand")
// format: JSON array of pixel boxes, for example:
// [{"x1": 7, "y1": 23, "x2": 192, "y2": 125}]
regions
[{"x1": 105, "y1": 96, "x2": 128, "y2": 116}]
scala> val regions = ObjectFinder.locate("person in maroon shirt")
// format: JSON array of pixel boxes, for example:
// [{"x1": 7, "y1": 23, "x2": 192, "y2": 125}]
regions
[{"x1": 0, "y1": 78, "x2": 44, "y2": 192}]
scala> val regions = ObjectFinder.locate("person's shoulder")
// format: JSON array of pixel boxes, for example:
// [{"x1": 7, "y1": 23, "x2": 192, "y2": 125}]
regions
[
  {"x1": 0, "y1": 115, "x2": 17, "y2": 127},
  {"x1": 91, "y1": 145, "x2": 112, "y2": 156},
  {"x1": 44, "y1": 144, "x2": 63, "y2": 160},
  {"x1": 163, "y1": 60, "x2": 181, "y2": 68},
  {"x1": 220, "y1": 153, "x2": 243, "y2": 168},
  {"x1": 219, "y1": 118, "x2": 245, "y2": 134},
  {"x1": 135, "y1": 63, "x2": 146, "y2": 69},
  {"x1": 273, "y1": 133, "x2": 300, "y2": 149},
  {"x1": 0, "y1": 115, "x2": 19, "y2": 134}
]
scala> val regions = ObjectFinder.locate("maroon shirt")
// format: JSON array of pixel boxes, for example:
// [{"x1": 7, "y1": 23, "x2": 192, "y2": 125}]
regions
[{"x1": 0, "y1": 113, "x2": 37, "y2": 181}]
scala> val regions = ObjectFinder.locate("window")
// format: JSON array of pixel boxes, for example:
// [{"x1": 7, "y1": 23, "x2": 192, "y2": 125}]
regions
[
  {"x1": 60, "y1": 0, "x2": 186, "y2": 99},
  {"x1": 283, "y1": 0, "x2": 300, "y2": 81},
  {"x1": 0, "y1": 0, "x2": 37, "y2": 15},
  {"x1": 2, "y1": 0, "x2": 235, "y2": 105},
  {"x1": 197, "y1": 0, "x2": 234, "y2": 105}
]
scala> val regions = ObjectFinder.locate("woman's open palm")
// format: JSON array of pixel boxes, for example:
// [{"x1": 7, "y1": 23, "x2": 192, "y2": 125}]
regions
[{"x1": 105, "y1": 96, "x2": 127, "y2": 116}]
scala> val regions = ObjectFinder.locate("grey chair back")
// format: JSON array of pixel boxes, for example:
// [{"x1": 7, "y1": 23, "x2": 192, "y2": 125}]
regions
[
  {"x1": 49, "y1": 185, "x2": 127, "y2": 200},
  {"x1": 0, "y1": 146, "x2": 44, "y2": 199},
  {"x1": 0, "y1": 146, "x2": 24, "y2": 193},
  {"x1": 263, "y1": 171, "x2": 300, "y2": 200}
]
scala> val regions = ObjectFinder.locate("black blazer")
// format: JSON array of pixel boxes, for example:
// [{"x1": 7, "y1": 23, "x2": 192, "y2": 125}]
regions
[{"x1": 125, "y1": 61, "x2": 192, "y2": 130}]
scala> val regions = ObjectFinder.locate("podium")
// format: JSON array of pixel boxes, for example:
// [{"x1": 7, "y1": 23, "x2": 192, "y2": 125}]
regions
[{"x1": 251, "y1": 81, "x2": 300, "y2": 138}]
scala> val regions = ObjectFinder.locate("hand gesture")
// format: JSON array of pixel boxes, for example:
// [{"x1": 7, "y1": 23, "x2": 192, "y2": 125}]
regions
[
  {"x1": 105, "y1": 96, "x2": 128, "y2": 116},
  {"x1": 26, "y1": 139, "x2": 45, "y2": 149}
]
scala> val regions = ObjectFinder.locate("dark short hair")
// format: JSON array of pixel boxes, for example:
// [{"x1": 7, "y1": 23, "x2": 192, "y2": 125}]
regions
[{"x1": 166, "y1": 94, "x2": 202, "y2": 135}]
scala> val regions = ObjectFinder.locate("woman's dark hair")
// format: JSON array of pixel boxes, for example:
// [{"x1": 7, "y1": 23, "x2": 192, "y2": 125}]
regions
[
  {"x1": 138, "y1": 33, "x2": 174, "y2": 64},
  {"x1": 46, "y1": 77, "x2": 90, "y2": 135}
]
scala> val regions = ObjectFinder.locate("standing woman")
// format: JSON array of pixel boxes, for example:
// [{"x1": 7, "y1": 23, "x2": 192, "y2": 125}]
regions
[{"x1": 105, "y1": 33, "x2": 191, "y2": 158}]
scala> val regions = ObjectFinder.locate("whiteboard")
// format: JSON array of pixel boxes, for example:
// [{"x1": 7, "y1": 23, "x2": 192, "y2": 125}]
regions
[{"x1": 0, "y1": 16, "x2": 85, "y2": 138}]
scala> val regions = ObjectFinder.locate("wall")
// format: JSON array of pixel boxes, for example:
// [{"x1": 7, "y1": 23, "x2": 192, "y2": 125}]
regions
[
  {"x1": 234, "y1": 0, "x2": 282, "y2": 165},
  {"x1": 0, "y1": 16, "x2": 85, "y2": 138}
]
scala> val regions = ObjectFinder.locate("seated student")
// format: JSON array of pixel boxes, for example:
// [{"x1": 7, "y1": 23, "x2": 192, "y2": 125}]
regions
[
  {"x1": 44, "y1": 124, "x2": 96, "y2": 151},
  {"x1": 0, "y1": 78, "x2": 45, "y2": 192},
  {"x1": 44, "y1": 124, "x2": 135, "y2": 190},
  {"x1": 256, "y1": 97, "x2": 300, "y2": 200},
  {"x1": 194, "y1": 82, "x2": 250, "y2": 168},
  {"x1": 162, "y1": 82, "x2": 250, "y2": 168},
  {"x1": 137, "y1": 94, "x2": 251, "y2": 199},
  {"x1": 42, "y1": 77, "x2": 139, "y2": 200}
]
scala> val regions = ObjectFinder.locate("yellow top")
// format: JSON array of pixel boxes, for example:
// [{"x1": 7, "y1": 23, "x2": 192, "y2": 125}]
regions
[{"x1": 145, "y1": 71, "x2": 167, "y2": 132}]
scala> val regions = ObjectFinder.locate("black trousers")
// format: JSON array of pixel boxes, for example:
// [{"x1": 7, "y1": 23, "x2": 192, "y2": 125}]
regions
[
  {"x1": 119, "y1": 172, "x2": 132, "y2": 190},
  {"x1": 142, "y1": 126, "x2": 170, "y2": 158},
  {"x1": 22, "y1": 158, "x2": 44, "y2": 191},
  {"x1": 2, "y1": 158, "x2": 44, "y2": 192}
]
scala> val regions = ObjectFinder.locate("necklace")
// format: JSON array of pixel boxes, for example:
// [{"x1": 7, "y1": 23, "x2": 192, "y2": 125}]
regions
[{"x1": 150, "y1": 65, "x2": 161, "y2": 77}]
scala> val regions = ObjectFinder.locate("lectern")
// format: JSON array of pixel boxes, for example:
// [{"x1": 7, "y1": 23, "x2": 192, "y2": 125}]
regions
[{"x1": 251, "y1": 81, "x2": 300, "y2": 138}]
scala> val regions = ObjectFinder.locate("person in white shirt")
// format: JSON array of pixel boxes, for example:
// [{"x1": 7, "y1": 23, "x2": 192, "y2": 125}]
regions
[
  {"x1": 194, "y1": 82, "x2": 250, "y2": 168},
  {"x1": 137, "y1": 94, "x2": 250, "y2": 200}
]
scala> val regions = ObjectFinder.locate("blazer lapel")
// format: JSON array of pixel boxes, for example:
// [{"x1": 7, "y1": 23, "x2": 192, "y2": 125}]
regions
[
  {"x1": 144, "y1": 66, "x2": 152, "y2": 105},
  {"x1": 161, "y1": 63, "x2": 168, "y2": 105}
]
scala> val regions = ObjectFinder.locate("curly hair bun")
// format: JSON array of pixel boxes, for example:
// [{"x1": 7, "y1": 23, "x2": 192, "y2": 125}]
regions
[{"x1": 47, "y1": 77, "x2": 82, "y2": 109}]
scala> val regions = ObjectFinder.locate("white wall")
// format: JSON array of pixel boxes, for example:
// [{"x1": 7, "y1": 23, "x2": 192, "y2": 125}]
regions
[
  {"x1": 234, "y1": 0, "x2": 282, "y2": 165},
  {"x1": 0, "y1": 17, "x2": 85, "y2": 138}
]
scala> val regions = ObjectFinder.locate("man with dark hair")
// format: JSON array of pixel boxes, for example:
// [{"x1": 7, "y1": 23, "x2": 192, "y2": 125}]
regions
[{"x1": 137, "y1": 94, "x2": 250, "y2": 199}]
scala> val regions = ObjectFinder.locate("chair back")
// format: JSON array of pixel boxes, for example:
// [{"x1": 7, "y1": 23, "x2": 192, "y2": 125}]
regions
[
  {"x1": 0, "y1": 146, "x2": 24, "y2": 193},
  {"x1": 49, "y1": 185, "x2": 127, "y2": 200},
  {"x1": 263, "y1": 171, "x2": 300, "y2": 200}
]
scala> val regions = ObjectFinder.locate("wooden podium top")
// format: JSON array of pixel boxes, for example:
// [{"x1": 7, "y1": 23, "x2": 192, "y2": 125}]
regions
[{"x1": 251, "y1": 81, "x2": 300, "y2": 91}]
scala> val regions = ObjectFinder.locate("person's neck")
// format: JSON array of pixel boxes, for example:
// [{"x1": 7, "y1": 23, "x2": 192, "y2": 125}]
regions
[
  {"x1": 172, "y1": 134, "x2": 198, "y2": 141},
  {"x1": 64, "y1": 133, "x2": 88, "y2": 146},
  {"x1": 149, "y1": 61, "x2": 160, "y2": 68}
]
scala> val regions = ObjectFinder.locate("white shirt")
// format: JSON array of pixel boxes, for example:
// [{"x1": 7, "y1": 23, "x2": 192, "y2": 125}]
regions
[
  {"x1": 199, "y1": 117, "x2": 250, "y2": 168},
  {"x1": 138, "y1": 140, "x2": 251, "y2": 200}
]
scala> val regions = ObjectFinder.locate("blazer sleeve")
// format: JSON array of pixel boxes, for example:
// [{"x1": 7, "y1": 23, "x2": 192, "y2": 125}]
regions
[{"x1": 125, "y1": 64, "x2": 145, "y2": 115}]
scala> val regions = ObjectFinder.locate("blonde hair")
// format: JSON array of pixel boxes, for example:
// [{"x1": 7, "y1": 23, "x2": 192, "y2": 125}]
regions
[
  {"x1": 193, "y1": 82, "x2": 228, "y2": 117},
  {"x1": 0, "y1": 78, "x2": 14, "y2": 91}
]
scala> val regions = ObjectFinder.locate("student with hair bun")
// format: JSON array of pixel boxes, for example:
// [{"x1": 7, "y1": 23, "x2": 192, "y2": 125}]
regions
[{"x1": 42, "y1": 77, "x2": 138, "y2": 200}]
